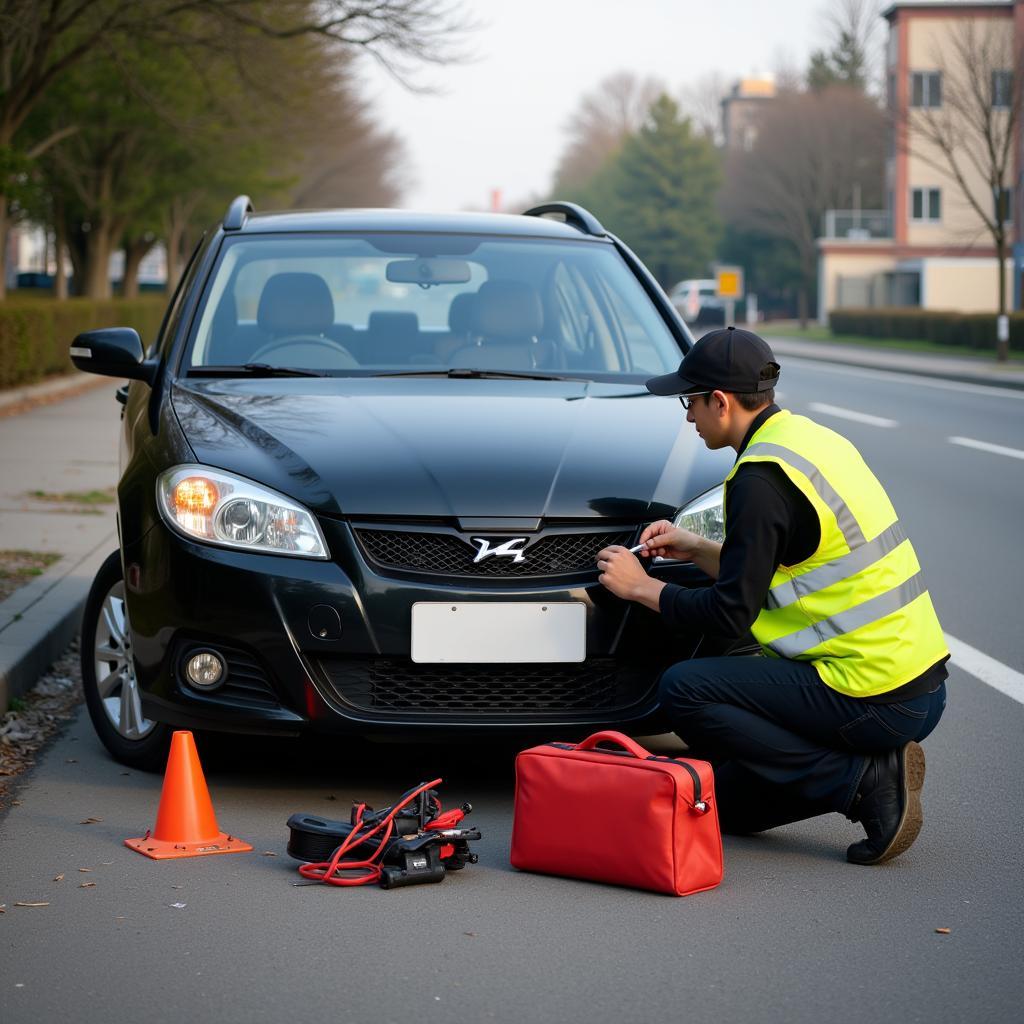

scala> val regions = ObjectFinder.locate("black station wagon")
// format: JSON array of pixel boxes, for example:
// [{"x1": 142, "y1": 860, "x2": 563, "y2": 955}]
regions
[{"x1": 72, "y1": 198, "x2": 739, "y2": 768}]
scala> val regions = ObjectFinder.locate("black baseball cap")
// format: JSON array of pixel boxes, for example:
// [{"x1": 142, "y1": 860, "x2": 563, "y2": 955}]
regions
[{"x1": 646, "y1": 326, "x2": 780, "y2": 396}]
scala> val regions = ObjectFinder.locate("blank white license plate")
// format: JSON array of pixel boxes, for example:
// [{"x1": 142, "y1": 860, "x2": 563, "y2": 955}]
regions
[{"x1": 411, "y1": 602, "x2": 586, "y2": 664}]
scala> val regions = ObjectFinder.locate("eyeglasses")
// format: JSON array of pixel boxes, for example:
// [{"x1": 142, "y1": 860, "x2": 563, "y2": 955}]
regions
[{"x1": 678, "y1": 391, "x2": 712, "y2": 411}]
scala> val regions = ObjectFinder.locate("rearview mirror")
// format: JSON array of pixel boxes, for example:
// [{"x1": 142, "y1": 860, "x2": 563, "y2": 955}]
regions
[
  {"x1": 386, "y1": 258, "x2": 472, "y2": 286},
  {"x1": 70, "y1": 328, "x2": 157, "y2": 384}
]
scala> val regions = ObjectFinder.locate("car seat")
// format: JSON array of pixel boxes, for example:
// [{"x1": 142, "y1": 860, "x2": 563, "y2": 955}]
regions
[{"x1": 447, "y1": 280, "x2": 558, "y2": 370}]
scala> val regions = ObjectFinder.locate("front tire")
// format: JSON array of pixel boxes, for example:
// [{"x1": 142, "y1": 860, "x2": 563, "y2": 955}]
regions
[{"x1": 81, "y1": 551, "x2": 171, "y2": 771}]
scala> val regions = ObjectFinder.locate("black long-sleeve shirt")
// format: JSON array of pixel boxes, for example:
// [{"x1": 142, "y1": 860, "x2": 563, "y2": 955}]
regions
[{"x1": 658, "y1": 405, "x2": 947, "y2": 702}]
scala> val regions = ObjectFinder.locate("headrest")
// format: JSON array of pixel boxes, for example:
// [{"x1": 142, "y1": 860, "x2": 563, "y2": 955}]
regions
[
  {"x1": 367, "y1": 311, "x2": 419, "y2": 338},
  {"x1": 257, "y1": 273, "x2": 334, "y2": 336},
  {"x1": 448, "y1": 292, "x2": 477, "y2": 335},
  {"x1": 472, "y1": 280, "x2": 544, "y2": 340}
]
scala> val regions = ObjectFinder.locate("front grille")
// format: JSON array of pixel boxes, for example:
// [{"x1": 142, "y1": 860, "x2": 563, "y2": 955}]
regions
[
  {"x1": 175, "y1": 642, "x2": 281, "y2": 709},
  {"x1": 355, "y1": 528, "x2": 633, "y2": 578},
  {"x1": 316, "y1": 657, "x2": 657, "y2": 716}
]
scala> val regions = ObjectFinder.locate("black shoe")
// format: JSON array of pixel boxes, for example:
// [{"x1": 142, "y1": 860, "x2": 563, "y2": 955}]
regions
[{"x1": 846, "y1": 742, "x2": 926, "y2": 866}]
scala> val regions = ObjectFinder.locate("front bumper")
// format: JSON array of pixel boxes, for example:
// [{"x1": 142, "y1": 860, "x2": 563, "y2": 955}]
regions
[{"x1": 126, "y1": 519, "x2": 709, "y2": 738}]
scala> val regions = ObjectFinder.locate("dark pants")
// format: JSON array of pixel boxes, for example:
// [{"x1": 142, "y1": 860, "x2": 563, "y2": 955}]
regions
[{"x1": 658, "y1": 656, "x2": 946, "y2": 834}]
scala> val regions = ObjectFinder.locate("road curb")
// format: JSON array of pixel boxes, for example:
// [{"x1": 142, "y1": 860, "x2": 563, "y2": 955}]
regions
[
  {"x1": 0, "y1": 538, "x2": 114, "y2": 711},
  {"x1": 767, "y1": 337, "x2": 1024, "y2": 391},
  {"x1": 0, "y1": 372, "x2": 110, "y2": 418}
]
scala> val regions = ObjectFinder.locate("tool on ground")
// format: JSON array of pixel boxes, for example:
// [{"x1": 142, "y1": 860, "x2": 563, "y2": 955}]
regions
[
  {"x1": 124, "y1": 729, "x2": 253, "y2": 859},
  {"x1": 511, "y1": 731, "x2": 722, "y2": 896},
  {"x1": 287, "y1": 779, "x2": 481, "y2": 888}
]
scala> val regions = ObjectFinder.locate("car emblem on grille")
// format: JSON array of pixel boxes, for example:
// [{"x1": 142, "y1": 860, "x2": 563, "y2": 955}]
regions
[{"x1": 469, "y1": 537, "x2": 529, "y2": 563}]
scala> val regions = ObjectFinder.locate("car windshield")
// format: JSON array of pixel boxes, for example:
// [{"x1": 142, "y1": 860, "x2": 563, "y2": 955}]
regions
[{"x1": 184, "y1": 233, "x2": 683, "y2": 379}]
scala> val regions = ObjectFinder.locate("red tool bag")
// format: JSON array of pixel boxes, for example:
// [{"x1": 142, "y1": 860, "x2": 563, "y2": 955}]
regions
[{"x1": 510, "y1": 731, "x2": 723, "y2": 896}]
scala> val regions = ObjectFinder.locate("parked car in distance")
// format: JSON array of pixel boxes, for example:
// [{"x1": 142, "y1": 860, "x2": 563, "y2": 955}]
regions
[
  {"x1": 667, "y1": 278, "x2": 724, "y2": 327},
  {"x1": 71, "y1": 197, "x2": 743, "y2": 770}
]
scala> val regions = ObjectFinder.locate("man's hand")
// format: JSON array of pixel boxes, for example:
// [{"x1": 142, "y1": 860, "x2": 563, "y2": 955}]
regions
[
  {"x1": 637, "y1": 520, "x2": 704, "y2": 561},
  {"x1": 596, "y1": 545, "x2": 664, "y2": 610},
  {"x1": 637, "y1": 520, "x2": 723, "y2": 580}
]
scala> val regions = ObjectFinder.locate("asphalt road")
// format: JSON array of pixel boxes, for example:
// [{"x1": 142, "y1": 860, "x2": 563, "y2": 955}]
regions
[{"x1": 2, "y1": 357, "x2": 1023, "y2": 1024}]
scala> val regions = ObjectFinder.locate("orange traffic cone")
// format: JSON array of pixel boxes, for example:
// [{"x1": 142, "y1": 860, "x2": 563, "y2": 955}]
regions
[{"x1": 124, "y1": 730, "x2": 253, "y2": 860}]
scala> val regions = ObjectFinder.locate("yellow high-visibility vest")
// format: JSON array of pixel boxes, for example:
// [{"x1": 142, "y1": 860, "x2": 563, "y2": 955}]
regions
[{"x1": 724, "y1": 410, "x2": 948, "y2": 698}]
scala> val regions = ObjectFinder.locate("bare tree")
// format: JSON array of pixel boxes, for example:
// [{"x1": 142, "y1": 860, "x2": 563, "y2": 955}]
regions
[
  {"x1": 552, "y1": 72, "x2": 665, "y2": 193},
  {"x1": 900, "y1": 18, "x2": 1022, "y2": 361},
  {"x1": 722, "y1": 85, "x2": 886, "y2": 327},
  {"x1": 678, "y1": 71, "x2": 729, "y2": 145},
  {"x1": 0, "y1": 0, "x2": 469, "y2": 298}
]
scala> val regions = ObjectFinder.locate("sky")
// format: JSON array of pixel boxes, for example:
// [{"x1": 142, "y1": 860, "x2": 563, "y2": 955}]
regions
[{"x1": 363, "y1": 0, "x2": 834, "y2": 212}]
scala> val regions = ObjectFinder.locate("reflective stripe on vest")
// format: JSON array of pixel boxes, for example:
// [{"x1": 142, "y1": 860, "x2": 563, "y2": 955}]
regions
[
  {"x1": 765, "y1": 521, "x2": 908, "y2": 611},
  {"x1": 766, "y1": 569, "x2": 927, "y2": 657},
  {"x1": 742, "y1": 441, "x2": 865, "y2": 549}
]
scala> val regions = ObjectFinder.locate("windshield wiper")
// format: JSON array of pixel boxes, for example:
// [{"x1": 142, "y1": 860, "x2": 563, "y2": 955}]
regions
[
  {"x1": 187, "y1": 363, "x2": 328, "y2": 378},
  {"x1": 372, "y1": 367, "x2": 587, "y2": 382}
]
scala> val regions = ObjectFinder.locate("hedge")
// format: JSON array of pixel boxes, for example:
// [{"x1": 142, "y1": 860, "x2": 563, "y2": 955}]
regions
[
  {"x1": 0, "y1": 296, "x2": 167, "y2": 390},
  {"x1": 829, "y1": 307, "x2": 1024, "y2": 353}
]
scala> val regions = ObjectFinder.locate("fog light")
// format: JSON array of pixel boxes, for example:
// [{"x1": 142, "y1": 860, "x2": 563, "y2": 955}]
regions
[{"x1": 185, "y1": 650, "x2": 226, "y2": 690}]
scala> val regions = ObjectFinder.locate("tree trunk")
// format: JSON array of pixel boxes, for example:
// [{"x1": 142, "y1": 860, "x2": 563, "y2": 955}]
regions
[
  {"x1": 53, "y1": 199, "x2": 68, "y2": 300},
  {"x1": 121, "y1": 237, "x2": 155, "y2": 299},
  {"x1": 996, "y1": 235, "x2": 1008, "y2": 363},
  {"x1": 82, "y1": 227, "x2": 115, "y2": 300},
  {"x1": 797, "y1": 287, "x2": 809, "y2": 330},
  {"x1": 0, "y1": 194, "x2": 8, "y2": 301}
]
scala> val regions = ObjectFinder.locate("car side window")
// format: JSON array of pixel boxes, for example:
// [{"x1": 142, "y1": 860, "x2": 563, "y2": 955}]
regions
[{"x1": 153, "y1": 237, "x2": 206, "y2": 358}]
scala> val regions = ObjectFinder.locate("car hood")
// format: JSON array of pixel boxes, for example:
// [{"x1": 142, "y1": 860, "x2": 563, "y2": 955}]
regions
[{"x1": 171, "y1": 378, "x2": 730, "y2": 520}]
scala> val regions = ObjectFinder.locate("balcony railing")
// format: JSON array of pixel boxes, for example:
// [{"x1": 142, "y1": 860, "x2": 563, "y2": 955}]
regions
[{"x1": 821, "y1": 210, "x2": 892, "y2": 240}]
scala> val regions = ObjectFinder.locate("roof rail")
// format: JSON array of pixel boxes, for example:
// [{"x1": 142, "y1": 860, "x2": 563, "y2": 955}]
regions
[
  {"x1": 522, "y1": 201, "x2": 605, "y2": 237},
  {"x1": 223, "y1": 195, "x2": 253, "y2": 231}
]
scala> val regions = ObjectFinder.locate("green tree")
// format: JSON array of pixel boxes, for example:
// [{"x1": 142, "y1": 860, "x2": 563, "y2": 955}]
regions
[
  {"x1": 0, "y1": 0, "x2": 468, "y2": 298},
  {"x1": 577, "y1": 95, "x2": 722, "y2": 287}
]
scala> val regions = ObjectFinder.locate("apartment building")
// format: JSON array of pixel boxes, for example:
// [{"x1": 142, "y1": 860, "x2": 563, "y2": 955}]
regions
[
  {"x1": 720, "y1": 74, "x2": 777, "y2": 151},
  {"x1": 817, "y1": 0, "x2": 1020, "y2": 321}
]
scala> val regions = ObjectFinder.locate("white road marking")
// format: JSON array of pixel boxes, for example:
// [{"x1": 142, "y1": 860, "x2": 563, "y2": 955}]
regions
[
  {"x1": 945, "y1": 634, "x2": 1024, "y2": 707},
  {"x1": 781, "y1": 356, "x2": 1024, "y2": 401},
  {"x1": 808, "y1": 402, "x2": 898, "y2": 428},
  {"x1": 947, "y1": 436, "x2": 1024, "y2": 461}
]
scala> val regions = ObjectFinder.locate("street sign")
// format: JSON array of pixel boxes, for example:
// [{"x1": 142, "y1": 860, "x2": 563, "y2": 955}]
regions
[{"x1": 715, "y1": 266, "x2": 744, "y2": 299}]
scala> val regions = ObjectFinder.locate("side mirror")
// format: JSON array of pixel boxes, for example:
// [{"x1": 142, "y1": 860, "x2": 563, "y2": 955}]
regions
[{"x1": 70, "y1": 328, "x2": 157, "y2": 384}]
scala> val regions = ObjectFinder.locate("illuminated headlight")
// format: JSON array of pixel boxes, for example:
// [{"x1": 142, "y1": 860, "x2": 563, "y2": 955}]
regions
[
  {"x1": 672, "y1": 483, "x2": 725, "y2": 544},
  {"x1": 157, "y1": 465, "x2": 329, "y2": 558}
]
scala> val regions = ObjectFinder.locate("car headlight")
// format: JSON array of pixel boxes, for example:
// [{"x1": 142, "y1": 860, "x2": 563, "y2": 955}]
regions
[
  {"x1": 672, "y1": 483, "x2": 725, "y2": 544},
  {"x1": 157, "y1": 465, "x2": 329, "y2": 558}
]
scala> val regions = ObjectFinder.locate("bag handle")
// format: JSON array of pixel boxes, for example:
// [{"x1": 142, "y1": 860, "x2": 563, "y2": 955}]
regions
[{"x1": 575, "y1": 731, "x2": 652, "y2": 759}]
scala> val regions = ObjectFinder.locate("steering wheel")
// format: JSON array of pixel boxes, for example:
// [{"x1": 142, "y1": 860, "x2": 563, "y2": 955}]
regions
[{"x1": 248, "y1": 335, "x2": 358, "y2": 369}]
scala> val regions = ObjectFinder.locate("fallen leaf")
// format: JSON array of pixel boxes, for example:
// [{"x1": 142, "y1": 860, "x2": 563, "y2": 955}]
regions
[
  {"x1": 79, "y1": 817, "x2": 102, "y2": 824},
  {"x1": 78, "y1": 868, "x2": 92, "y2": 873},
  {"x1": 262, "y1": 851, "x2": 277, "y2": 857},
  {"x1": 325, "y1": 795, "x2": 337, "y2": 801},
  {"x1": 65, "y1": 758, "x2": 77, "y2": 764},
  {"x1": 170, "y1": 885, "x2": 183, "y2": 889},
  {"x1": 79, "y1": 882, "x2": 96, "y2": 889},
  {"x1": 120, "y1": 772, "x2": 130, "y2": 776},
  {"x1": 100, "y1": 861, "x2": 113, "y2": 866},
  {"x1": 169, "y1": 902, "x2": 187, "y2": 909},
  {"x1": 0, "y1": 905, "x2": 6, "y2": 913},
  {"x1": 12, "y1": 799, "x2": 21, "y2": 806},
  {"x1": 14, "y1": 901, "x2": 50, "y2": 907},
  {"x1": 935, "y1": 927, "x2": 951, "y2": 935},
  {"x1": 53, "y1": 874, "x2": 64, "y2": 882},
  {"x1": 464, "y1": 931, "x2": 477, "y2": 937}
]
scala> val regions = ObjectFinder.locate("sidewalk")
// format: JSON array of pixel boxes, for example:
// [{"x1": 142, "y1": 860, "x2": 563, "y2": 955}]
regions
[
  {"x1": 766, "y1": 334, "x2": 1024, "y2": 390},
  {"x1": 0, "y1": 381, "x2": 122, "y2": 710}
]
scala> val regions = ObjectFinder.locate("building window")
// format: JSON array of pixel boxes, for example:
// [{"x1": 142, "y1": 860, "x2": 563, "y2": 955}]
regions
[
  {"x1": 992, "y1": 70, "x2": 1012, "y2": 109},
  {"x1": 911, "y1": 188, "x2": 941, "y2": 222},
  {"x1": 910, "y1": 71, "x2": 942, "y2": 108}
]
